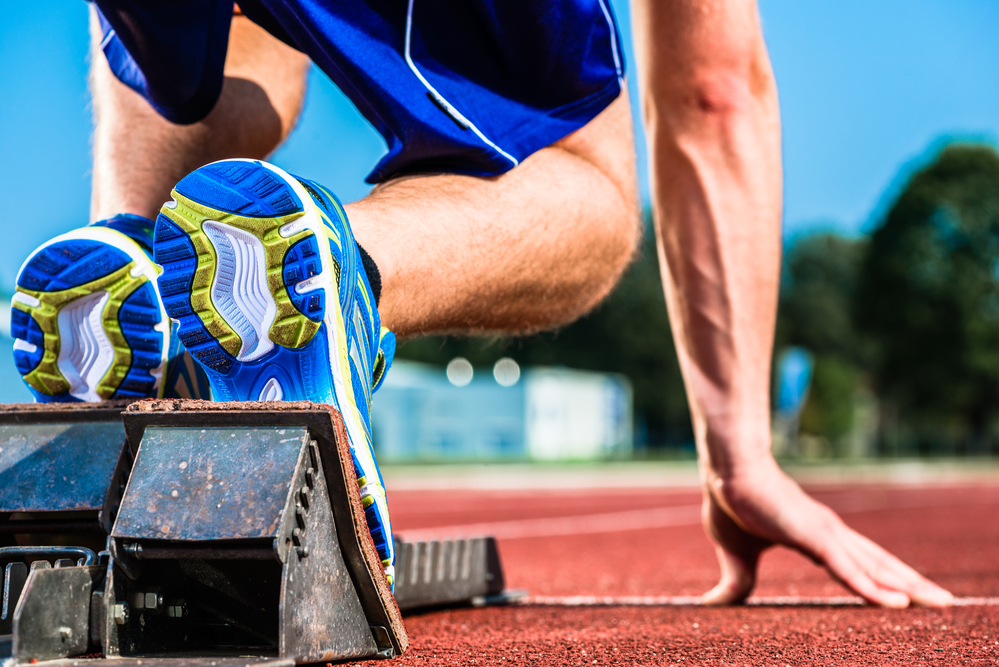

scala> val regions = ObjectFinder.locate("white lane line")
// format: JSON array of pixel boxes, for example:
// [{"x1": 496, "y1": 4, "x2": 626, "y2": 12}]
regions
[
  {"x1": 397, "y1": 495, "x2": 999, "y2": 541},
  {"x1": 398, "y1": 504, "x2": 701, "y2": 541},
  {"x1": 518, "y1": 595, "x2": 999, "y2": 607},
  {"x1": 953, "y1": 597, "x2": 999, "y2": 606}
]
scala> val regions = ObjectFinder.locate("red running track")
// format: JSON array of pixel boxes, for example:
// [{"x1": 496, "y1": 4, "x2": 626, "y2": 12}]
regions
[{"x1": 350, "y1": 480, "x2": 999, "y2": 665}]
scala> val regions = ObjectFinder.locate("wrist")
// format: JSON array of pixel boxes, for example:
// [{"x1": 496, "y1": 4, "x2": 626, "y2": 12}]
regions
[
  {"x1": 697, "y1": 416, "x2": 776, "y2": 482},
  {"x1": 703, "y1": 455, "x2": 781, "y2": 491}
]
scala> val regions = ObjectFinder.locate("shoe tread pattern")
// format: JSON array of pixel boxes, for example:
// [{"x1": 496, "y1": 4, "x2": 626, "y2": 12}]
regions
[
  {"x1": 13, "y1": 240, "x2": 160, "y2": 399},
  {"x1": 283, "y1": 236, "x2": 326, "y2": 323},
  {"x1": 115, "y1": 282, "x2": 166, "y2": 397},
  {"x1": 155, "y1": 162, "x2": 326, "y2": 378}
]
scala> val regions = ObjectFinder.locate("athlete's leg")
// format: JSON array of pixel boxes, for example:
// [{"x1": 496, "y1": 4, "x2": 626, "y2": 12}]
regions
[
  {"x1": 348, "y1": 91, "x2": 640, "y2": 336},
  {"x1": 90, "y1": 8, "x2": 310, "y2": 222},
  {"x1": 93, "y1": 1, "x2": 639, "y2": 337}
]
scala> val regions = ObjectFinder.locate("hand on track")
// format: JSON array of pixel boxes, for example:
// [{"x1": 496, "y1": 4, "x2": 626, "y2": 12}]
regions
[{"x1": 699, "y1": 462, "x2": 954, "y2": 608}]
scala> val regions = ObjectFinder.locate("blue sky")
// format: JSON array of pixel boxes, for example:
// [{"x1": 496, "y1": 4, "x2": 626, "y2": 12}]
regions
[{"x1": 1, "y1": 1, "x2": 998, "y2": 294}]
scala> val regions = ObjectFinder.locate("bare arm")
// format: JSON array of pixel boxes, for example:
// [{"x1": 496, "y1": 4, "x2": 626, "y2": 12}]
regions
[{"x1": 630, "y1": 0, "x2": 952, "y2": 607}]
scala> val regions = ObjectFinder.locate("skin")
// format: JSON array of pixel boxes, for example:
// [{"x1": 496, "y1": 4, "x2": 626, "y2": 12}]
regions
[
  {"x1": 90, "y1": 12, "x2": 312, "y2": 222},
  {"x1": 629, "y1": 0, "x2": 953, "y2": 607},
  {"x1": 90, "y1": 10, "x2": 640, "y2": 338}
]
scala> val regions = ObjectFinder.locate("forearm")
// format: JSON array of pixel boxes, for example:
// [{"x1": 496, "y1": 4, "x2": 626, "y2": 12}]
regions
[
  {"x1": 631, "y1": 0, "x2": 783, "y2": 482},
  {"x1": 624, "y1": 0, "x2": 954, "y2": 608}
]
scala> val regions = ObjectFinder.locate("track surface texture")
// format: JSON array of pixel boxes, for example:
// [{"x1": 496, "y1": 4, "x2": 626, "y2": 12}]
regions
[{"x1": 344, "y1": 463, "x2": 999, "y2": 666}]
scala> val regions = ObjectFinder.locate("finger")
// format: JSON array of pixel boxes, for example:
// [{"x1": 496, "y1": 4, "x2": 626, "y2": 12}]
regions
[
  {"x1": 702, "y1": 544, "x2": 757, "y2": 605},
  {"x1": 847, "y1": 530, "x2": 926, "y2": 589},
  {"x1": 845, "y1": 529, "x2": 953, "y2": 607},
  {"x1": 818, "y1": 537, "x2": 910, "y2": 608}
]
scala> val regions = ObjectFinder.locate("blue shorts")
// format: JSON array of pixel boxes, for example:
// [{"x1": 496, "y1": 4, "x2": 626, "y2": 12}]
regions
[{"x1": 95, "y1": 0, "x2": 624, "y2": 183}]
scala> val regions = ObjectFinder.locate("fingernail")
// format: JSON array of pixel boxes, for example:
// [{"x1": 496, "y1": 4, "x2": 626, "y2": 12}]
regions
[
  {"x1": 883, "y1": 592, "x2": 910, "y2": 609},
  {"x1": 926, "y1": 589, "x2": 954, "y2": 607}
]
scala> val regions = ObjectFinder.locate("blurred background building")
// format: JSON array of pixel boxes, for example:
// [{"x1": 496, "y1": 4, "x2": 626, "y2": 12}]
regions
[{"x1": 371, "y1": 360, "x2": 632, "y2": 462}]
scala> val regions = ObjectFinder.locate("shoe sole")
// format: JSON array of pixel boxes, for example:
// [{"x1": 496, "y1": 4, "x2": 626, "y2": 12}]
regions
[
  {"x1": 12, "y1": 227, "x2": 170, "y2": 401},
  {"x1": 155, "y1": 160, "x2": 357, "y2": 407}
]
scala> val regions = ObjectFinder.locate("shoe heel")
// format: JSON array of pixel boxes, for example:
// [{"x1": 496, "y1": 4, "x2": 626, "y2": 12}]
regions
[
  {"x1": 12, "y1": 230, "x2": 167, "y2": 401},
  {"x1": 154, "y1": 160, "x2": 332, "y2": 381}
]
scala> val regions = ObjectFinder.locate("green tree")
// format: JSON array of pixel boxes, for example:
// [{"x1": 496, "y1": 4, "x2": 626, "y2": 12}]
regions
[
  {"x1": 777, "y1": 233, "x2": 867, "y2": 446},
  {"x1": 777, "y1": 233, "x2": 867, "y2": 363},
  {"x1": 856, "y1": 144, "x2": 999, "y2": 451},
  {"x1": 396, "y1": 222, "x2": 693, "y2": 448},
  {"x1": 799, "y1": 355, "x2": 858, "y2": 441}
]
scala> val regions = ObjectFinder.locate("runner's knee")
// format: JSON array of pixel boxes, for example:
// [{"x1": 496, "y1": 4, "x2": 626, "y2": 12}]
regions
[{"x1": 556, "y1": 92, "x2": 642, "y2": 282}]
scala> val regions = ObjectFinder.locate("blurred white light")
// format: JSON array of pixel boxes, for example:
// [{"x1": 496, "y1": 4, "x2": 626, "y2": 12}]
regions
[
  {"x1": 493, "y1": 357, "x2": 520, "y2": 387},
  {"x1": 446, "y1": 357, "x2": 474, "y2": 387}
]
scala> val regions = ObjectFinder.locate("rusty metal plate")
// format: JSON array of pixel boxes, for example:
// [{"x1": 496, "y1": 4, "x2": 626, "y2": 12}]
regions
[
  {"x1": 278, "y1": 438, "x2": 379, "y2": 661},
  {"x1": 0, "y1": 422, "x2": 127, "y2": 513},
  {"x1": 112, "y1": 427, "x2": 308, "y2": 542},
  {"x1": 0, "y1": 401, "x2": 132, "y2": 426}
]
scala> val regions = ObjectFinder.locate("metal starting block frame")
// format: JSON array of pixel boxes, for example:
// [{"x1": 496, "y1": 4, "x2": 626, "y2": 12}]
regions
[{"x1": 0, "y1": 400, "x2": 508, "y2": 666}]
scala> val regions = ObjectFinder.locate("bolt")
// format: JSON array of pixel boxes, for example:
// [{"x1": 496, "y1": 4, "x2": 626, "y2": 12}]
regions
[
  {"x1": 297, "y1": 546, "x2": 309, "y2": 558},
  {"x1": 58, "y1": 626, "x2": 72, "y2": 642},
  {"x1": 145, "y1": 592, "x2": 163, "y2": 613},
  {"x1": 112, "y1": 603, "x2": 129, "y2": 625}
]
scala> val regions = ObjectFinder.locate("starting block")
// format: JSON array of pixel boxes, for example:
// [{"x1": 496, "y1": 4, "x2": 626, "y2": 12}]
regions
[{"x1": 0, "y1": 400, "x2": 509, "y2": 665}]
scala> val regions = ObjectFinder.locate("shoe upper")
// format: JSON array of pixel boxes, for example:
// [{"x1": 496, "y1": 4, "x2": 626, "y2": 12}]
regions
[
  {"x1": 294, "y1": 176, "x2": 397, "y2": 578},
  {"x1": 91, "y1": 213, "x2": 157, "y2": 254},
  {"x1": 294, "y1": 177, "x2": 391, "y2": 423}
]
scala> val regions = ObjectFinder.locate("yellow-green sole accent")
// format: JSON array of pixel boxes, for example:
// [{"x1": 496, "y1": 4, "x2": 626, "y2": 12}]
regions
[
  {"x1": 158, "y1": 193, "x2": 323, "y2": 358},
  {"x1": 13, "y1": 263, "x2": 146, "y2": 398}
]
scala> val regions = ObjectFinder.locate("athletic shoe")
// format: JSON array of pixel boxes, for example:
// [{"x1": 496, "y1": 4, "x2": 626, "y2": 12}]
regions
[
  {"x1": 12, "y1": 215, "x2": 210, "y2": 402},
  {"x1": 153, "y1": 159, "x2": 397, "y2": 585}
]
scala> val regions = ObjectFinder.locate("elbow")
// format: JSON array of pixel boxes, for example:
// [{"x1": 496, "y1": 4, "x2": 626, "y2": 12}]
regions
[
  {"x1": 691, "y1": 67, "x2": 769, "y2": 117},
  {"x1": 645, "y1": 50, "x2": 778, "y2": 138}
]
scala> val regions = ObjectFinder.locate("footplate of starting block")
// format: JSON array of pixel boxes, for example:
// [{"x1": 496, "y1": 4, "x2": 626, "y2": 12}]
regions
[
  {"x1": 393, "y1": 536, "x2": 505, "y2": 611},
  {"x1": 112, "y1": 400, "x2": 407, "y2": 662},
  {"x1": 0, "y1": 400, "x2": 514, "y2": 666}
]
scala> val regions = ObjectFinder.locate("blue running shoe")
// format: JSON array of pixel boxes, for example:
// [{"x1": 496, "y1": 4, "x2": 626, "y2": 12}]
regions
[
  {"x1": 153, "y1": 159, "x2": 397, "y2": 586},
  {"x1": 12, "y1": 215, "x2": 211, "y2": 402}
]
